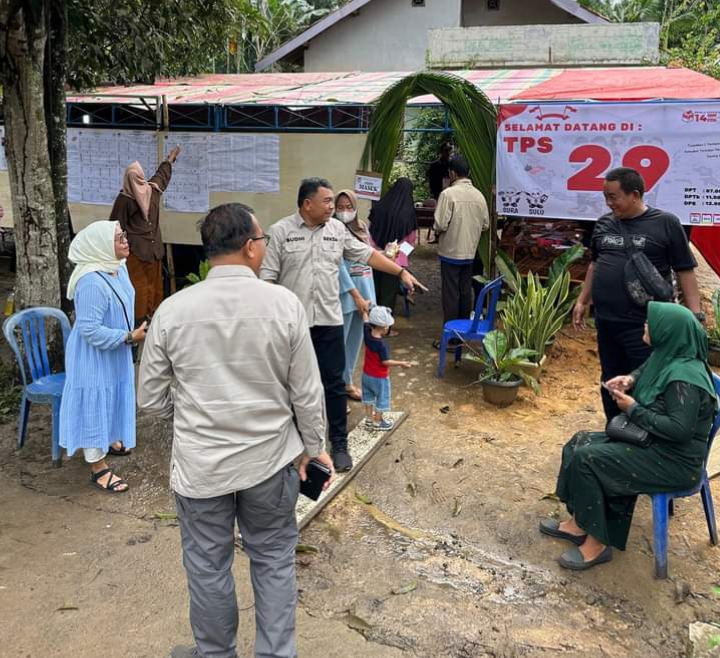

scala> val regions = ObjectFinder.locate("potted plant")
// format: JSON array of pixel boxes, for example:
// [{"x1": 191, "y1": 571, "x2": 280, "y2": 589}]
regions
[
  {"x1": 709, "y1": 290, "x2": 720, "y2": 368},
  {"x1": 496, "y1": 246, "x2": 582, "y2": 355},
  {"x1": 470, "y1": 330, "x2": 539, "y2": 407},
  {"x1": 501, "y1": 271, "x2": 574, "y2": 365}
]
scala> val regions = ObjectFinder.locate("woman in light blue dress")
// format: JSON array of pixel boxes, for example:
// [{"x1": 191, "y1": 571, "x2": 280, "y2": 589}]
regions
[
  {"x1": 59, "y1": 220, "x2": 148, "y2": 493},
  {"x1": 336, "y1": 190, "x2": 377, "y2": 401}
]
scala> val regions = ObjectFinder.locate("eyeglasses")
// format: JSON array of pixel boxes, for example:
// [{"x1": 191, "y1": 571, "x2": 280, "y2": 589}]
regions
[
  {"x1": 248, "y1": 234, "x2": 270, "y2": 245},
  {"x1": 115, "y1": 230, "x2": 128, "y2": 243}
]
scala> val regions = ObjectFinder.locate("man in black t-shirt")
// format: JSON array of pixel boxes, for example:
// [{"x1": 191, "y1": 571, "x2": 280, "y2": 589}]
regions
[
  {"x1": 426, "y1": 142, "x2": 453, "y2": 200},
  {"x1": 573, "y1": 167, "x2": 703, "y2": 421}
]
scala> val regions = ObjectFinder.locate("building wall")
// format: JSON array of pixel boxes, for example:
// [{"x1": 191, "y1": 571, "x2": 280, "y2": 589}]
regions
[
  {"x1": 462, "y1": 0, "x2": 583, "y2": 26},
  {"x1": 65, "y1": 132, "x2": 370, "y2": 245},
  {"x1": 304, "y1": 0, "x2": 462, "y2": 72}
]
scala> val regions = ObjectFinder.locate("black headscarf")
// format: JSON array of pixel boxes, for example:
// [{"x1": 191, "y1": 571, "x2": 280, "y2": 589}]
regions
[{"x1": 369, "y1": 177, "x2": 417, "y2": 249}]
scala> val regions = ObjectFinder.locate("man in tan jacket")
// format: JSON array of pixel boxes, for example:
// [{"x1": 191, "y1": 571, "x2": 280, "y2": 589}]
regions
[{"x1": 432, "y1": 157, "x2": 489, "y2": 344}]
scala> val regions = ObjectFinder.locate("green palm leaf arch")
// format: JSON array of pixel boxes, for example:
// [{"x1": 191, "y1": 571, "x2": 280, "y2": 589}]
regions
[{"x1": 360, "y1": 71, "x2": 498, "y2": 271}]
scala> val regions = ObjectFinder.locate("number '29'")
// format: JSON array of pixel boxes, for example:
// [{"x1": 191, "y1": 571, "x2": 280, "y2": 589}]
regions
[{"x1": 567, "y1": 145, "x2": 670, "y2": 192}]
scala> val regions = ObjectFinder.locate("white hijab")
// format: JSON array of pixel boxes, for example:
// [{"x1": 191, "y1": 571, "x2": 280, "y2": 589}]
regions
[{"x1": 66, "y1": 221, "x2": 125, "y2": 300}]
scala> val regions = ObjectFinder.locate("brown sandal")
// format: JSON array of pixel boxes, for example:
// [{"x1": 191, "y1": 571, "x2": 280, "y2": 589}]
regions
[
  {"x1": 345, "y1": 386, "x2": 362, "y2": 401},
  {"x1": 90, "y1": 468, "x2": 129, "y2": 494},
  {"x1": 107, "y1": 442, "x2": 132, "y2": 457}
]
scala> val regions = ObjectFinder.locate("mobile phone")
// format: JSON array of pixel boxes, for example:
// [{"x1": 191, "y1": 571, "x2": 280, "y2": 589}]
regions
[{"x1": 299, "y1": 460, "x2": 332, "y2": 501}]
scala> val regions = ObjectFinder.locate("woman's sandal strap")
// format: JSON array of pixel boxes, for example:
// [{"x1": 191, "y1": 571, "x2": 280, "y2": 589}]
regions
[
  {"x1": 90, "y1": 468, "x2": 112, "y2": 483},
  {"x1": 106, "y1": 476, "x2": 126, "y2": 491},
  {"x1": 90, "y1": 468, "x2": 127, "y2": 492}
]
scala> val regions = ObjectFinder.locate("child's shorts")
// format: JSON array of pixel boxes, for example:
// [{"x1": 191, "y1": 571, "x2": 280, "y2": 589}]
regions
[{"x1": 361, "y1": 373, "x2": 391, "y2": 412}]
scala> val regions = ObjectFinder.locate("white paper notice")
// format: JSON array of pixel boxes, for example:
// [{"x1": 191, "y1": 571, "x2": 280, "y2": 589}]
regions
[
  {"x1": 208, "y1": 134, "x2": 279, "y2": 193},
  {"x1": 398, "y1": 241, "x2": 415, "y2": 257},
  {"x1": 0, "y1": 127, "x2": 7, "y2": 171},
  {"x1": 67, "y1": 129, "x2": 157, "y2": 206},
  {"x1": 163, "y1": 133, "x2": 209, "y2": 213}
]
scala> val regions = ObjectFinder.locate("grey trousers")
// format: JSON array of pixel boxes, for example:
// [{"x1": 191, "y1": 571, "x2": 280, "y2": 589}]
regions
[{"x1": 175, "y1": 465, "x2": 300, "y2": 658}]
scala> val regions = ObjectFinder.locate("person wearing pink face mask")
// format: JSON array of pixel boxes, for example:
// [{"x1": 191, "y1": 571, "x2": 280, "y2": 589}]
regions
[{"x1": 336, "y1": 189, "x2": 376, "y2": 401}]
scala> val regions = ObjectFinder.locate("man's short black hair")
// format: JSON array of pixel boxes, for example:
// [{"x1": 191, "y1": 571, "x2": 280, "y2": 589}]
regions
[
  {"x1": 297, "y1": 177, "x2": 332, "y2": 208},
  {"x1": 605, "y1": 167, "x2": 645, "y2": 197},
  {"x1": 440, "y1": 141, "x2": 453, "y2": 153},
  {"x1": 199, "y1": 203, "x2": 256, "y2": 258},
  {"x1": 449, "y1": 156, "x2": 470, "y2": 178}
]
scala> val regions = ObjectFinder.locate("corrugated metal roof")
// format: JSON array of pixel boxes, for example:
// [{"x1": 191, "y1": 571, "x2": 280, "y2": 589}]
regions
[
  {"x1": 67, "y1": 69, "x2": 562, "y2": 106},
  {"x1": 67, "y1": 67, "x2": 720, "y2": 108}
]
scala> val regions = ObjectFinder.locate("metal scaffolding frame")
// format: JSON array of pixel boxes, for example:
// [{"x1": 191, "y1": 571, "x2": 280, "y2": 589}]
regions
[{"x1": 65, "y1": 98, "x2": 452, "y2": 134}]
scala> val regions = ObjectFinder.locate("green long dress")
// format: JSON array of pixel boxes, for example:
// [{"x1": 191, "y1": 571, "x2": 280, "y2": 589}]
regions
[{"x1": 555, "y1": 302, "x2": 717, "y2": 550}]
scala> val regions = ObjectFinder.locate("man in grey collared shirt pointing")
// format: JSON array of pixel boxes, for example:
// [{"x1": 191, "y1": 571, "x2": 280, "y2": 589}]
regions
[
  {"x1": 139, "y1": 203, "x2": 333, "y2": 658},
  {"x1": 261, "y1": 177, "x2": 426, "y2": 472}
]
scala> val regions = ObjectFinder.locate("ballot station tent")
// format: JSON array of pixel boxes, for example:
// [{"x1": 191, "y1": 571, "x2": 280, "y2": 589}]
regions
[{"x1": 0, "y1": 66, "x2": 718, "y2": 281}]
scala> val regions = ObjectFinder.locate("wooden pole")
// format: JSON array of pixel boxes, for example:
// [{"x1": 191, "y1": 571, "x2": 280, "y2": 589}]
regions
[{"x1": 161, "y1": 95, "x2": 177, "y2": 295}]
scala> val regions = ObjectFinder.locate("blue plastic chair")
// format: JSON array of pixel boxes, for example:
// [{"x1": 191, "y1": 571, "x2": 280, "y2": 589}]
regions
[
  {"x1": 436, "y1": 276, "x2": 504, "y2": 378},
  {"x1": 650, "y1": 373, "x2": 720, "y2": 579},
  {"x1": 3, "y1": 307, "x2": 71, "y2": 468}
]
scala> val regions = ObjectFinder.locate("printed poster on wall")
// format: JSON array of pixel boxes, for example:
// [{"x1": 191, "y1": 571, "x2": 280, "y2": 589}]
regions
[
  {"x1": 496, "y1": 102, "x2": 720, "y2": 225},
  {"x1": 67, "y1": 129, "x2": 158, "y2": 205}
]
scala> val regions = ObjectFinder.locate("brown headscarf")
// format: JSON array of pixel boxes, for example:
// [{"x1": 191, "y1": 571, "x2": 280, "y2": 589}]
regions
[
  {"x1": 335, "y1": 189, "x2": 370, "y2": 245},
  {"x1": 121, "y1": 161, "x2": 160, "y2": 221}
]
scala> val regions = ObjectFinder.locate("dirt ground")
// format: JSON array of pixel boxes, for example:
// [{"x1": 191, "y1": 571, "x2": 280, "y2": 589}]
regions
[{"x1": 2, "y1": 243, "x2": 720, "y2": 658}]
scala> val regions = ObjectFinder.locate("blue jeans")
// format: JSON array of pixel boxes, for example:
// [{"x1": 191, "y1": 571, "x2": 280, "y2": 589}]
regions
[
  {"x1": 361, "y1": 373, "x2": 391, "y2": 412},
  {"x1": 342, "y1": 311, "x2": 364, "y2": 386}
]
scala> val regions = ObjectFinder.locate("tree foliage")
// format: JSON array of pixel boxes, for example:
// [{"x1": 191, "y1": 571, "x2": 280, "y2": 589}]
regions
[
  {"x1": 579, "y1": 0, "x2": 720, "y2": 77},
  {"x1": 230, "y1": 0, "x2": 336, "y2": 73},
  {"x1": 66, "y1": 0, "x2": 343, "y2": 88},
  {"x1": 66, "y1": 0, "x2": 241, "y2": 88}
]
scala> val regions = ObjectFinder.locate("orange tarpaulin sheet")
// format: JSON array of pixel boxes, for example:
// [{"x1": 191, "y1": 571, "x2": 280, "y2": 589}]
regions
[{"x1": 512, "y1": 67, "x2": 720, "y2": 101}]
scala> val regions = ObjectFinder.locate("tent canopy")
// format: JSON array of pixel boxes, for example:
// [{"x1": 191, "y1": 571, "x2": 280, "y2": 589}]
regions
[{"x1": 69, "y1": 67, "x2": 720, "y2": 107}]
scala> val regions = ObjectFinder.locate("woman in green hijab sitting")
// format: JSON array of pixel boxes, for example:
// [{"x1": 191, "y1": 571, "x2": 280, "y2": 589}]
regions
[{"x1": 540, "y1": 302, "x2": 718, "y2": 570}]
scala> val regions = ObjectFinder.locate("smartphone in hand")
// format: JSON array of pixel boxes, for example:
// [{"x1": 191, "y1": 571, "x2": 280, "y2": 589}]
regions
[{"x1": 299, "y1": 460, "x2": 332, "y2": 501}]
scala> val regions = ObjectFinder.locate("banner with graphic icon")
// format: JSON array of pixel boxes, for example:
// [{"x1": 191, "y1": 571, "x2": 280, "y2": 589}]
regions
[{"x1": 496, "y1": 102, "x2": 720, "y2": 225}]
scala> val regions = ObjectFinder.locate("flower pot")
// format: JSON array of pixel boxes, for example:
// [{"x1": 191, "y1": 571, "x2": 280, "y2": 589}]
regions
[
  {"x1": 481, "y1": 377, "x2": 522, "y2": 407},
  {"x1": 709, "y1": 345, "x2": 720, "y2": 368}
]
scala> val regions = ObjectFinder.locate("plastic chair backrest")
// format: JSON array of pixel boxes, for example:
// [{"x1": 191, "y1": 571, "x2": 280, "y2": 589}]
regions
[
  {"x1": 469, "y1": 276, "x2": 504, "y2": 334},
  {"x1": 705, "y1": 373, "x2": 720, "y2": 463},
  {"x1": 2, "y1": 307, "x2": 71, "y2": 387}
]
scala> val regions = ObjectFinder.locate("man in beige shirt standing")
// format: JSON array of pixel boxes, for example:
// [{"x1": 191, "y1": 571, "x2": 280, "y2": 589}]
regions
[
  {"x1": 261, "y1": 177, "x2": 426, "y2": 473},
  {"x1": 432, "y1": 156, "x2": 489, "y2": 346},
  {"x1": 138, "y1": 203, "x2": 332, "y2": 658}
]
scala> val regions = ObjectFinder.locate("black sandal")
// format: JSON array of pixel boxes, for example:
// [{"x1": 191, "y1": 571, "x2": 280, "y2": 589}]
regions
[
  {"x1": 90, "y1": 468, "x2": 128, "y2": 494},
  {"x1": 107, "y1": 442, "x2": 132, "y2": 457}
]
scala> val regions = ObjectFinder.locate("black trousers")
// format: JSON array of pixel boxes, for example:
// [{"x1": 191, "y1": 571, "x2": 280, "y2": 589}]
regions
[
  {"x1": 441, "y1": 260, "x2": 474, "y2": 324},
  {"x1": 595, "y1": 317, "x2": 652, "y2": 421},
  {"x1": 310, "y1": 325, "x2": 347, "y2": 450}
]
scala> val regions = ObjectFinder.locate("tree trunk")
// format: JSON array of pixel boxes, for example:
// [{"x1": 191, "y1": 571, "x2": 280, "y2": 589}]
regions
[
  {"x1": 0, "y1": 2, "x2": 62, "y2": 311},
  {"x1": 45, "y1": 0, "x2": 72, "y2": 312}
]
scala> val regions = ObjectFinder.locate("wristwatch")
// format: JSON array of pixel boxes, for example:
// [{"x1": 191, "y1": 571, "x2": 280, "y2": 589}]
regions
[
  {"x1": 124, "y1": 331, "x2": 134, "y2": 345},
  {"x1": 694, "y1": 311, "x2": 707, "y2": 324}
]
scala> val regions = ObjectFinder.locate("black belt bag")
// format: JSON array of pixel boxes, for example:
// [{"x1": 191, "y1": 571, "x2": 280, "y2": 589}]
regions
[
  {"x1": 616, "y1": 220, "x2": 673, "y2": 308},
  {"x1": 606, "y1": 413, "x2": 653, "y2": 448}
]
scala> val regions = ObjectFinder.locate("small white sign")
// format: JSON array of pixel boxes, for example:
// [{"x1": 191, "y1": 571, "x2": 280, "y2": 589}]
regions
[{"x1": 354, "y1": 171, "x2": 383, "y2": 201}]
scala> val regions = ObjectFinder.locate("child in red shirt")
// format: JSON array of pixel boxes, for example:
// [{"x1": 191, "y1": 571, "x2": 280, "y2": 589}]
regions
[{"x1": 361, "y1": 306, "x2": 411, "y2": 430}]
